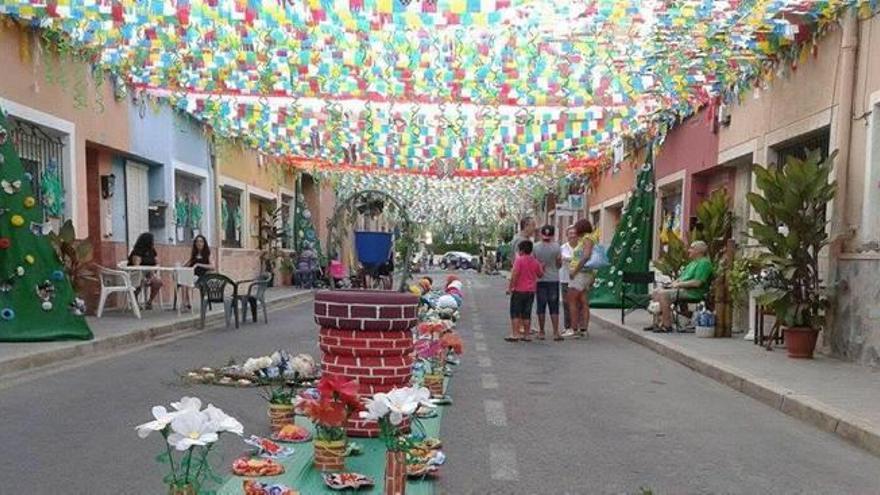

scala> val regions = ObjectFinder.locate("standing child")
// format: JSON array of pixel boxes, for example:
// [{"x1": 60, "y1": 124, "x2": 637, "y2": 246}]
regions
[{"x1": 505, "y1": 240, "x2": 543, "y2": 342}]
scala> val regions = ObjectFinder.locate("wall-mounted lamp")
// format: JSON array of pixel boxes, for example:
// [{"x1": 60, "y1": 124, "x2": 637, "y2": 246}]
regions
[{"x1": 100, "y1": 174, "x2": 116, "y2": 199}]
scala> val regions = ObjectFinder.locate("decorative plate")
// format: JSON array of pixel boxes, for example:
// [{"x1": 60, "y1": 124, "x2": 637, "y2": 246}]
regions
[
  {"x1": 413, "y1": 437, "x2": 442, "y2": 450},
  {"x1": 414, "y1": 406, "x2": 438, "y2": 419},
  {"x1": 271, "y1": 424, "x2": 312, "y2": 443},
  {"x1": 243, "y1": 435, "x2": 295, "y2": 459},
  {"x1": 429, "y1": 395, "x2": 453, "y2": 405},
  {"x1": 322, "y1": 472, "x2": 374, "y2": 490},
  {"x1": 242, "y1": 479, "x2": 299, "y2": 495},
  {"x1": 406, "y1": 463, "x2": 440, "y2": 478},
  {"x1": 231, "y1": 457, "x2": 285, "y2": 477}
]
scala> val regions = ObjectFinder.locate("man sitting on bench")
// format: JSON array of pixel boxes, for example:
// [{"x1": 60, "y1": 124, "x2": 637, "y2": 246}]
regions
[{"x1": 648, "y1": 240, "x2": 713, "y2": 333}]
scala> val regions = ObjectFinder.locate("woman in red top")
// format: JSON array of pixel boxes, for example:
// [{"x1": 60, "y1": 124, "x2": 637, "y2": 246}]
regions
[{"x1": 506, "y1": 240, "x2": 543, "y2": 342}]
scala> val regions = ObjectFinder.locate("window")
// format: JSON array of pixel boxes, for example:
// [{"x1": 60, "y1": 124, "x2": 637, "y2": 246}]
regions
[
  {"x1": 281, "y1": 194, "x2": 294, "y2": 249},
  {"x1": 221, "y1": 187, "x2": 242, "y2": 248},
  {"x1": 174, "y1": 173, "x2": 203, "y2": 243},
  {"x1": 659, "y1": 183, "x2": 683, "y2": 235},
  {"x1": 774, "y1": 129, "x2": 830, "y2": 168},
  {"x1": 252, "y1": 196, "x2": 276, "y2": 250},
  {"x1": 8, "y1": 117, "x2": 66, "y2": 221}
]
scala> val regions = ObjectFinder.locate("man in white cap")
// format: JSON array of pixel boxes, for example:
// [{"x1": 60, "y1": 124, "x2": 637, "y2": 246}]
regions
[{"x1": 648, "y1": 240, "x2": 713, "y2": 333}]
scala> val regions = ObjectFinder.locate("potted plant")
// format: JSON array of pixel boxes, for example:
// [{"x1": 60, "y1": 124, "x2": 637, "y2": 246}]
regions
[
  {"x1": 692, "y1": 189, "x2": 735, "y2": 336},
  {"x1": 360, "y1": 387, "x2": 433, "y2": 495},
  {"x1": 189, "y1": 198, "x2": 203, "y2": 238},
  {"x1": 278, "y1": 256, "x2": 295, "y2": 286},
  {"x1": 175, "y1": 196, "x2": 188, "y2": 242},
  {"x1": 245, "y1": 351, "x2": 316, "y2": 433},
  {"x1": 136, "y1": 396, "x2": 243, "y2": 495},
  {"x1": 297, "y1": 375, "x2": 361, "y2": 472},
  {"x1": 746, "y1": 150, "x2": 837, "y2": 358}
]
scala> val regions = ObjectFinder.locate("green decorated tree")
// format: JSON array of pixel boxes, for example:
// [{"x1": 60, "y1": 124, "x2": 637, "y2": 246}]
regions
[
  {"x1": 589, "y1": 145, "x2": 656, "y2": 308},
  {"x1": 293, "y1": 193, "x2": 324, "y2": 264},
  {"x1": 0, "y1": 107, "x2": 92, "y2": 341}
]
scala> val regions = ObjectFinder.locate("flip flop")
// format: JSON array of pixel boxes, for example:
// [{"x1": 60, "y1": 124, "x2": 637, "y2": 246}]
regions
[
  {"x1": 504, "y1": 336, "x2": 520, "y2": 342},
  {"x1": 520, "y1": 336, "x2": 533, "y2": 342},
  {"x1": 537, "y1": 333, "x2": 546, "y2": 341},
  {"x1": 553, "y1": 336, "x2": 564, "y2": 341}
]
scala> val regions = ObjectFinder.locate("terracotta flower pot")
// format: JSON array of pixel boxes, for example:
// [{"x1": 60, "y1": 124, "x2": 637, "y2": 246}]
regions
[
  {"x1": 384, "y1": 450, "x2": 406, "y2": 495},
  {"x1": 785, "y1": 327, "x2": 819, "y2": 359},
  {"x1": 267, "y1": 403, "x2": 295, "y2": 434},
  {"x1": 168, "y1": 483, "x2": 196, "y2": 495},
  {"x1": 313, "y1": 439, "x2": 346, "y2": 472},
  {"x1": 424, "y1": 373, "x2": 444, "y2": 397}
]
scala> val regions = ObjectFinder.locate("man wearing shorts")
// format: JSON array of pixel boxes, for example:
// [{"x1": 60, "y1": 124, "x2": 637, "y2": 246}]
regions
[
  {"x1": 648, "y1": 240, "x2": 714, "y2": 332},
  {"x1": 533, "y1": 225, "x2": 563, "y2": 341}
]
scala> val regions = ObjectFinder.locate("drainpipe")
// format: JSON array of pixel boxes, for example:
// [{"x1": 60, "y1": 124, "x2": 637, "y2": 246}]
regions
[
  {"x1": 209, "y1": 134, "x2": 222, "y2": 272},
  {"x1": 826, "y1": 8, "x2": 859, "y2": 351}
]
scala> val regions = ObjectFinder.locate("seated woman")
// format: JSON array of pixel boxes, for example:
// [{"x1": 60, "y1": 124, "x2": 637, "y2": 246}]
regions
[
  {"x1": 182, "y1": 235, "x2": 214, "y2": 309},
  {"x1": 128, "y1": 232, "x2": 164, "y2": 310}
]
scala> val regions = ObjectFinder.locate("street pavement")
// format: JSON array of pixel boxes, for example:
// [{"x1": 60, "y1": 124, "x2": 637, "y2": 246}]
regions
[
  {"x1": 0, "y1": 273, "x2": 878, "y2": 494},
  {"x1": 438, "y1": 275, "x2": 880, "y2": 494}
]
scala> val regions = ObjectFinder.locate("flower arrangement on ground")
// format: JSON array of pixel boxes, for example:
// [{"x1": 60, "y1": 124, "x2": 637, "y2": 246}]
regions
[
  {"x1": 414, "y1": 337, "x2": 445, "y2": 397},
  {"x1": 136, "y1": 397, "x2": 243, "y2": 494},
  {"x1": 360, "y1": 387, "x2": 434, "y2": 495},
  {"x1": 296, "y1": 375, "x2": 361, "y2": 472},
  {"x1": 246, "y1": 352, "x2": 316, "y2": 432}
]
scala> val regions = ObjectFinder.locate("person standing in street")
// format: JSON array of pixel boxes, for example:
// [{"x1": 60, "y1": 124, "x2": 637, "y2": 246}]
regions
[
  {"x1": 567, "y1": 219, "x2": 597, "y2": 338},
  {"x1": 506, "y1": 240, "x2": 543, "y2": 342},
  {"x1": 510, "y1": 216, "x2": 536, "y2": 259},
  {"x1": 559, "y1": 225, "x2": 577, "y2": 337},
  {"x1": 533, "y1": 225, "x2": 563, "y2": 341}
]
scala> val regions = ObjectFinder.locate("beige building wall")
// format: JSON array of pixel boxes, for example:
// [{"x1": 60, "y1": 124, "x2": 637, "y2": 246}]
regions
[
  {"x1": 718, "y1": 12, "x2": 880, "y2": 366},
  {"x1": 0, "y1": 23, "x2": 130, "y2": 237}
]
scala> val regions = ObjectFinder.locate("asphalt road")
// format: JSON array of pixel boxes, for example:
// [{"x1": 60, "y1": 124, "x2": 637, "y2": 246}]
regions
[
  {"x1": 437, "y1": 275, "x2": 880, "y2": 495},
  {"x1": 0, "y1": 272, "x2": 879, "y2": 494}
]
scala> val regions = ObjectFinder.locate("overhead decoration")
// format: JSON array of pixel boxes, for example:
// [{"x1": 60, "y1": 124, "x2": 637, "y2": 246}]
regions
[{"x1": 0, "y1": 0, "x2": 872, "y2": 177}]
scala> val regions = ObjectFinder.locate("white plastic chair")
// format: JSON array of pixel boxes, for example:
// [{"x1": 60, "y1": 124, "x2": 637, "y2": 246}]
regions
[{"x1": 96, "y1": 266, "x2": 142, "y2": 319}]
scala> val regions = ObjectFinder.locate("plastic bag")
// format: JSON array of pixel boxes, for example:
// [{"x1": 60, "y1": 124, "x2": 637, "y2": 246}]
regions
[{"x1": 584, "y1": 244, "x2": 610, "y2": 269}]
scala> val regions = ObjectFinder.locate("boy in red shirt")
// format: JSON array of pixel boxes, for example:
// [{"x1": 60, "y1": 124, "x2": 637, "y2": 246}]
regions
[{"x1": 506, "y1": 240, "x2": 544, "y2": 342}]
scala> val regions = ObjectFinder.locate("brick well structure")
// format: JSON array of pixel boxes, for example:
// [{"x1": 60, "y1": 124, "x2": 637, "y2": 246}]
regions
[{"x1": 314, "y1": 290, "x2": 419, "y2": 437}]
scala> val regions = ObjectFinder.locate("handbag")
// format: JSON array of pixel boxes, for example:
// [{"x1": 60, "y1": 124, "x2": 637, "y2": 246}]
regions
[{"x1": 584, "y1": 244, "x2": 610, "y2": 269}]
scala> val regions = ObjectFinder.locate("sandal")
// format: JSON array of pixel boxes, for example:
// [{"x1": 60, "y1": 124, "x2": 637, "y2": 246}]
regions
[
  {"x1": 537, "y1": 333, "x2": 546, "y2": 341},
  {"x1": 504, "y1": 336, "x2": 520, "y2": 342},
  {"x1": 520, "y1": 335, "x2": 533, "y2": 342},
  {"x1": 553, "y1": 335, "x2": 564, "y2": 342}
]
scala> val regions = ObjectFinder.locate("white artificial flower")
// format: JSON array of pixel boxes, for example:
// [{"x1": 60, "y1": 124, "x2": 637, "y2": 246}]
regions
[
  {"x1": 203, "y1": 404, "x2": 244, "y2": 436},
  {"x1": 242, "y1": 358, "x2": 260, "y2": 374},
  {"x1": 257, "y1": 356, "x2": 273, "y2": 369},
  {"x1": 777, "y1": 224, "x2": 790, "y2": 236},
  {"x1": 170, "y1": 397, "x2": 202, "y2": 413},
  {"x1": 136, "y1": 406, "x2": 179, "y2": 439},
  {"x1": 167, "y1": 410, "x2": 219, "y2": 451},
  {"x1": 359, "y1": 393, "x2": 390, "y2": 422},
  {"x1": 270, "y1": 351, "x2": 282, "y2": 366},
  {"x1": 382, "y1": 387, "x2": 424, "y2": 426},
  {"x1": 291, "y1": 354, "x2": 316, "y2": 377}
]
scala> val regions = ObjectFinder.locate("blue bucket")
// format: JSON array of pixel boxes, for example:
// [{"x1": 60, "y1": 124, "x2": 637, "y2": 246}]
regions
[{"x1": 354, "y1": 231, "x2": 393, "y2": 266}]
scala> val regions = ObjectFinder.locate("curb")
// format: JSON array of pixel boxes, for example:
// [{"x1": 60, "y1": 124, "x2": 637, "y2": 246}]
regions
[
  {"x1": 0, "y1": 291, "x2": 314, "y2": 379},
  {"x1": 593, "y1": 313, "x2": 880, "y2": 458}
]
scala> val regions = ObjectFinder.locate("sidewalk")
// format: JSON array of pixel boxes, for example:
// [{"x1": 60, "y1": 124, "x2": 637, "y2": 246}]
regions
[
  {"x1": 592, "y1": 308, "x2": 880, "y2": 457},
  {"x1": 0, "y1": 287, "x2": 313, "y2": 379}
]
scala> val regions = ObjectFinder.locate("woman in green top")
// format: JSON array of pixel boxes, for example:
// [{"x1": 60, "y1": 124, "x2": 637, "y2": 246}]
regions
[{"x1": 566, "y1": 219, "x2": 596, "y2": 338}]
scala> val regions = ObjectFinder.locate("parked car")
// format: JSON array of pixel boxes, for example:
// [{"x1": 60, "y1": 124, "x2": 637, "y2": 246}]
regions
[{"x1": 439, "y1": 251, "x2": 480, "y2": 271}]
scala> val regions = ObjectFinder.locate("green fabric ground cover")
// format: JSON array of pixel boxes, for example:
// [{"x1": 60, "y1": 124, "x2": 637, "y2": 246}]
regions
[{"x1": 219, "y1": 379, "x2": 449, "y2": 494}]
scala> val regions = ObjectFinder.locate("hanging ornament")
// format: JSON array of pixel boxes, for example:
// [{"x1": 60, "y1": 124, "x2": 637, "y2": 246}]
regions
[
  {"x1": 70, "y1": 298, "x2": 86, "y2": 316},
  {"x1": 23, "y1": 196, "x2": 36, "y2": 209},
  {"x1": 51, "y1": 270, "x2": 65, "y2": 281},
  {"x1": 24, "y1": 254, "x2": 35, "y2": 265},
  {"x1": 643, "y1": 183, "x2": 654, "y2": 192},
  {"x1": 641, "y1": 163, "x2": 653, "y2": 172},
  {"x1": 0, "y1": 238, "x2": 10, "y2": 249},
  {"x1": 2, "y1": 180, "x2": 21, "y2": 195},
  {"x1": 15, "y1": 266, "x2": 25, "y2": 277},
  {"x1": 0, "y1": 126, "x2": 7, "y2": 145},
  {"x1": 41, "y1": 301, "x2": 53, "y2": 311},
  {"x1": 0, "y1": 308, "x2": 14, "y2": 320},
  {"x1": 10, "y1": 215, "x2": 24, "y2": 227}
]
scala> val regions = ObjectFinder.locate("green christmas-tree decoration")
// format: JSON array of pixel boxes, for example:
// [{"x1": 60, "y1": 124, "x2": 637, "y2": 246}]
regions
[
  {"x1": 0, "y1": 106, "x2": 92, "y2": 341},
  {"x1": 589, "y1": 144, "x2": 656, "y2": 309}
]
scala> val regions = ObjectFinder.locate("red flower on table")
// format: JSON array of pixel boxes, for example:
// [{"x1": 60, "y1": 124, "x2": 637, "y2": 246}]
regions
[
  {"x1": 317, "y1": 374, "x2": 361, "y2": 411},
  {"x1": 301, "y1": 398, "x2": 348, "y2": 428}
]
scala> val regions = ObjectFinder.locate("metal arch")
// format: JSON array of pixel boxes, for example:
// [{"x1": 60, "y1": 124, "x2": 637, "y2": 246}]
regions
[{"x1": 326, "y1": 189, "x2": 415, "y2": 293}]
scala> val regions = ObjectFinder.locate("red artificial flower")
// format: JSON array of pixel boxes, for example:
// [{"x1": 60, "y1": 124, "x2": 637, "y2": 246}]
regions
[
  {"x1": 302, "y1": 397, "x2": 348, "y2": 428},
  {"x1": 318, "y1": 374, "x2": 361, "y2": 411},
  {"x1": 441, "y1": 332, "x2": 464, "y2": 355},
  {"x1": 418, "y1": 322, "x2": 444, "y2": 336},
  {"x1": 445, "y1": 275, "x2": 460, "y2": 287},
  {"x1": 415, "y1": 338, "x2": 443, "y2": 360}
]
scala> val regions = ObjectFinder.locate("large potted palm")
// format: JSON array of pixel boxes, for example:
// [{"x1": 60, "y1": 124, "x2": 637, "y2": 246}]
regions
[{"x1": 746, "y1": 149, "x2": 837, "y2": 358}]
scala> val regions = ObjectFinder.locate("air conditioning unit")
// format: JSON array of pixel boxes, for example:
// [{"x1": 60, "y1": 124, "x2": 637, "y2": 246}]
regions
[
  {"x1": 613, "y1": 139, "x2": 626, "y2": 165},
  {"x1": 717, "y1": 104, "x2": 731, "y2": 128}
]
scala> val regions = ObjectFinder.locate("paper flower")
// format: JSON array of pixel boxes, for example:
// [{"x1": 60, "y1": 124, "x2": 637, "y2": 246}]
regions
[
  {"x1": 23, "y1": 196, "x2": 35, "y2": 208},
  {"x1": 136, "y1": 406, "x2": 183, "y2": 439},
  {"x1": 317, "y1": 374, "x2": 360, "y2": 410},
  {"x1": 290, "y1": 353, "x2": 316, "y2": 377},
  {"x1": 203, "y1": 404, "x2": 244, "y2": 436},
  {"x1": 0, "y1": 238, "x2": 9, "y2": 249},
  {"x1": 382, "y1": 387, "x2": 432, "y2": 426},
  {"x1": 10, "y1": 215, "x2": 24, "y2": 227},
  {"x1": 167, "y1": 410, "x2": 219, "y2": 451},
  {"x1": 359, "y1": 393, "x2": 390, "y2": 422},
  {"x1": 170, "y1": 396, "x2": 203, "y2": 413}
]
